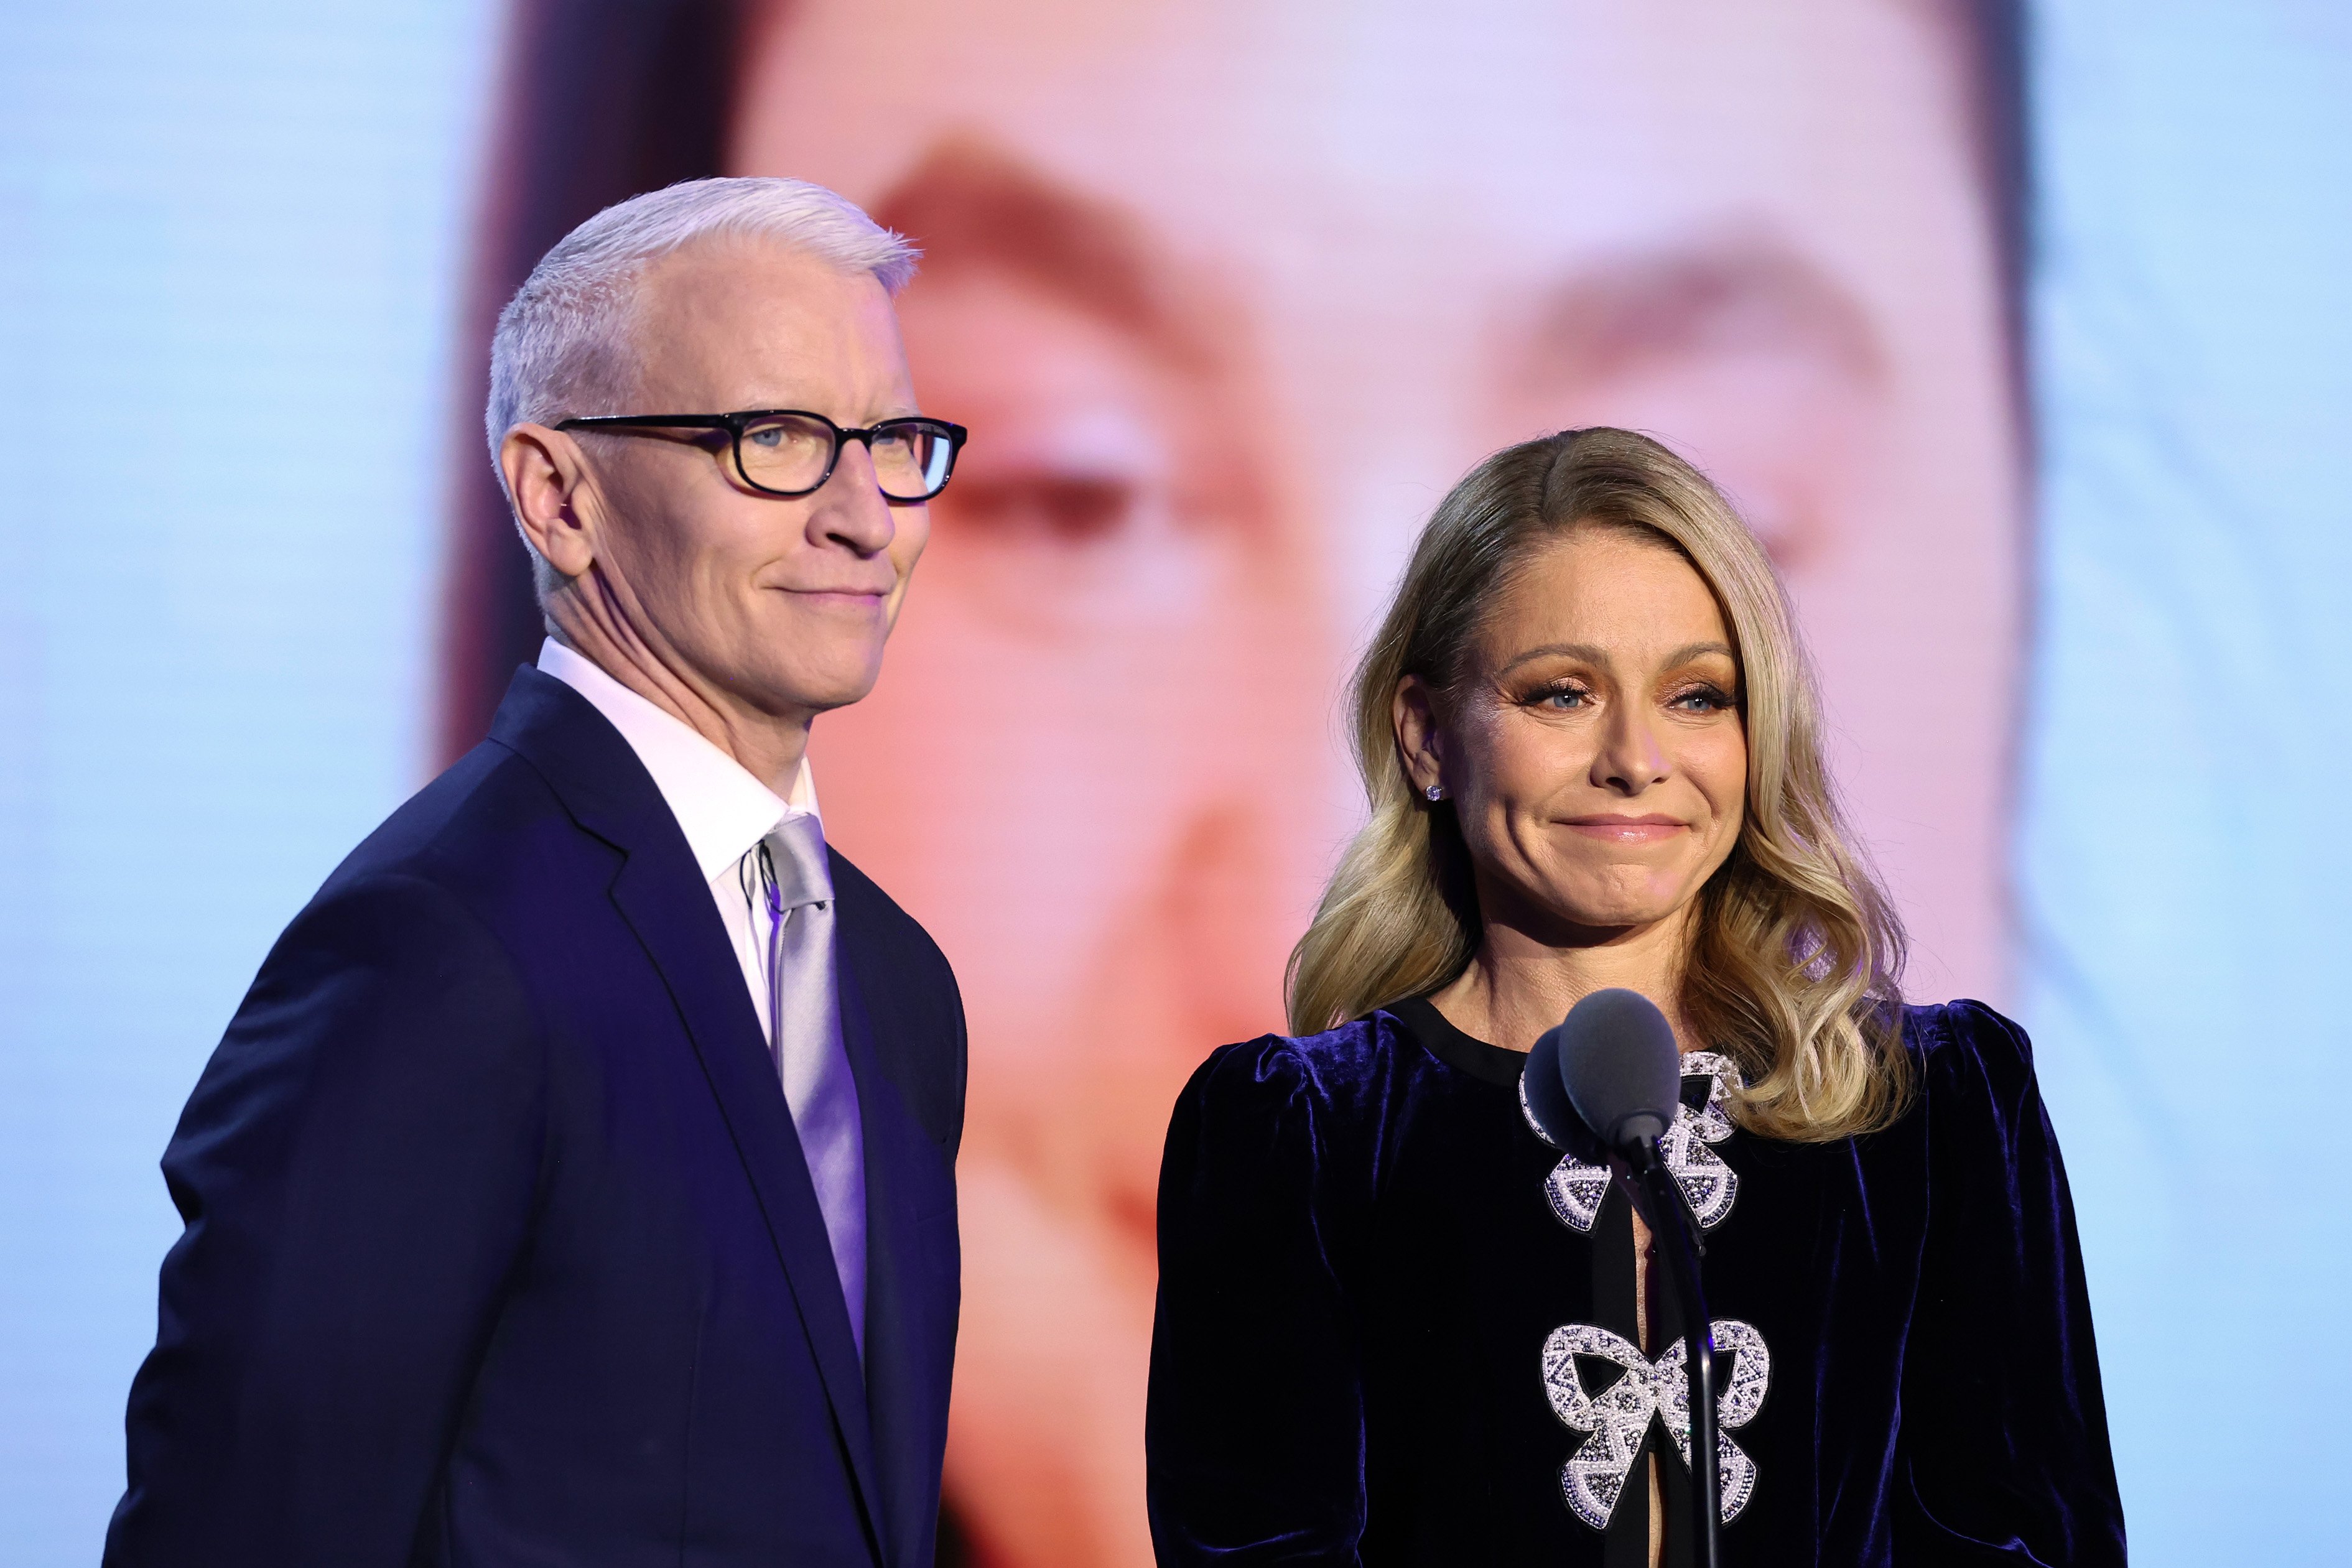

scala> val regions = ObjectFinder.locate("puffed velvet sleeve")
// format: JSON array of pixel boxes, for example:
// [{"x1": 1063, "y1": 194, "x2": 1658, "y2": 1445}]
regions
[
  {"x1": 104, "y1": 872, "x2": 545, "y2": 1566},
  {"x1": 1895, "y1": 1002, "x2": 2127, "y2": 1564},
  {"x1": 1148, "y1": 1039, "x2": 1369, "y2": 1566}
]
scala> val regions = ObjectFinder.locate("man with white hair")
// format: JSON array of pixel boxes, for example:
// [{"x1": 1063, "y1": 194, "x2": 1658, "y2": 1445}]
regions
[{"x1": 105, "y1": 177, "x2": 969, "y2": 1567}]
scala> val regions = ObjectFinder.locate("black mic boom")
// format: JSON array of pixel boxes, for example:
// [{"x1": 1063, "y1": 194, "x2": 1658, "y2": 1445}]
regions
[{"x1": 1520, "y1": 987, "x2": 1726, "y2": 1568}]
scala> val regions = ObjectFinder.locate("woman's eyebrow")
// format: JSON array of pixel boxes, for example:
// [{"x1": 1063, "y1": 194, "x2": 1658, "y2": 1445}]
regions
[
  {"x1": 1662, "y1": 641, "x2": 1737, "y2": 666},
  {"x1": 1497, "y1": 640, "x2": 1736, "y2": 677},
  {"x1": 1497, "y1": 642, "x2": 1608, "y2": 675}
]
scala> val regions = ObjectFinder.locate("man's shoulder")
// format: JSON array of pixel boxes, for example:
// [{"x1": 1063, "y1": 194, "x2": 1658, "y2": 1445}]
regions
[{"x1": 315, "y1": 736, "x2": 600, "y2": 925}]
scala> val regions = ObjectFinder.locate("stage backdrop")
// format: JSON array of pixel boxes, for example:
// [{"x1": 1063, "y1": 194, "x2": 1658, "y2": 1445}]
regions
[{"x1": 1, "y1": 1, "x2": 2345, "y2": 1562}]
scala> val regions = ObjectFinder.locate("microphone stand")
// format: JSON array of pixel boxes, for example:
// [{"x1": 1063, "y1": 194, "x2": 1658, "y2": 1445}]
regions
[{"x1": 1620, "y1": 1138, "x2": 1722, "y2": 1568}]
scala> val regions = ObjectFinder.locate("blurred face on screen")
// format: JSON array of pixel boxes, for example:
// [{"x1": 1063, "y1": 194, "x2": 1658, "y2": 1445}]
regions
[{"x1": 730, "y1": 1, "x2": 2019, "y2": 1561}]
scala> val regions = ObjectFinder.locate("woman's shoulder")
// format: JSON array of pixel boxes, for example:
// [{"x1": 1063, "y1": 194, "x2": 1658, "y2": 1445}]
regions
[
  {"x1": 1178, "y1": 1008, "x2": 1478, "y2": 1144},
  {"x1": 1892, "y1": 997, "x2": 2047, "y2": 1121},
  {"x1": 1185, "y1": 1013, "x2": 1415, "y2": 1109}
]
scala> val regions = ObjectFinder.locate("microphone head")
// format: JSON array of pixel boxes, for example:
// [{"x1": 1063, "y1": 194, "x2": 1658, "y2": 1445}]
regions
[
  {"x1": 1520, "y1": 1024, "x2": 1587, "y2": 1153},
  {"x1": 1544, "y1": 988, "x2": 1682, "y2": 1150}
]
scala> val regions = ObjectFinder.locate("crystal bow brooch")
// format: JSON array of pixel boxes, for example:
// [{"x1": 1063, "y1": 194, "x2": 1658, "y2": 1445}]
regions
[
  {"x1": 1540, "y1": 1319, "x2": 1772, "y2": 1530},
  {"x1": 1519, "y1": 1050, "x2": 1744, "y2": 1233}
]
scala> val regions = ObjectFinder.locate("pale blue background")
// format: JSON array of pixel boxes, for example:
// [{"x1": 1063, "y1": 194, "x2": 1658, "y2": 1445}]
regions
[
  {"x1": 1, "y1": 1, "x2": 2346, "y2": 1561},
  {"x1": 0, "y1": 1, "x2": 498, "y2": 1555},
  {"x1": 2019, "y1": 1, "x2": 2352, "y2": 1560}
]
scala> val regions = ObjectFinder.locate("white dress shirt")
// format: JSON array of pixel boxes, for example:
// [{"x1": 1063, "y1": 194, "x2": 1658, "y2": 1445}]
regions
[
  {"x1": 537, "y1": 639, "x2": 866, "y2": 1344},
  {"x1": 538, "y1": 639, "x2": 820, "y2": 1039}
]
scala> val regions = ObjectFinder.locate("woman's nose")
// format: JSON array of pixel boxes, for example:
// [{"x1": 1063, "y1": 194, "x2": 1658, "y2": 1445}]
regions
[{"x1": 1593, "y1": 703, "x2": 1670, "y2": 794}]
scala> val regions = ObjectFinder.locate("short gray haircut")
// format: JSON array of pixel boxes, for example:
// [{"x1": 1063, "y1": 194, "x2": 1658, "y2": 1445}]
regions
[{"x1": 485, "y1": 176, "x2": 919, "y2": 470}]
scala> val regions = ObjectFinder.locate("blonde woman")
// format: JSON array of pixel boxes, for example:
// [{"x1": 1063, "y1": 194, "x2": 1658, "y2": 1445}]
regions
[{"x1": 1145, "y1": 430, "x2": 2122, "y2": 1566}]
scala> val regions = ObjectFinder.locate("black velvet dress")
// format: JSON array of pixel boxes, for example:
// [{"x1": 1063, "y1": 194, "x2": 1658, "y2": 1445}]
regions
[{"x1": 1146, "y1": 997, "x2": 2125, "y2": 1566}]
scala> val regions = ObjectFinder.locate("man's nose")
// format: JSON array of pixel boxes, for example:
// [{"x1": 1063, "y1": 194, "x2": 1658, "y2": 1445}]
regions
[{"x1": 810, "y1": 438, "x2": 899, "y2": 556}]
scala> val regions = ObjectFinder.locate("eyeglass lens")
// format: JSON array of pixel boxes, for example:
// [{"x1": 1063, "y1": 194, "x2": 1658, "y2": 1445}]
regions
[{"x1": 739, "y1": 414, "x2": 952, "y2": 499}]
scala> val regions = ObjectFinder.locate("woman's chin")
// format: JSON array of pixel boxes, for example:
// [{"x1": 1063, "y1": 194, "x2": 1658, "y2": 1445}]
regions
[{"x1": 1540, "y1": 883, "x2": 1702, "y2": 939}]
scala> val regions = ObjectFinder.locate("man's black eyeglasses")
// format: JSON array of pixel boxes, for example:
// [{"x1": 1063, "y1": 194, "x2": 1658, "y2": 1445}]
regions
[{"x1": 555, "y1": 409, "x2": 968, "y2": 502}]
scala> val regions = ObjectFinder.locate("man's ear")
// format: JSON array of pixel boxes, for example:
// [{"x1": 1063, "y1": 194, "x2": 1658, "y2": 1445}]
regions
[
  {"x1": 1393, "y1": 675, "x2": 1446, "y2": 796},
  {"x1": 501, "y1": 424, "x2": 597, "y2": 579}
]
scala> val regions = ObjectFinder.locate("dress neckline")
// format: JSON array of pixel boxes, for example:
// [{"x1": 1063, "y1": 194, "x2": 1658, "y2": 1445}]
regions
[{"x1": 1385, "y1": 995, "x2": 1527, "y2": 1090}]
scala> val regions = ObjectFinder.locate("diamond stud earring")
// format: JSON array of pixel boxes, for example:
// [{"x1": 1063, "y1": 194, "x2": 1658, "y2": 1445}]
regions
[{"x1": 1425, "y1": 784, "x2": 1445, "y2": 802}]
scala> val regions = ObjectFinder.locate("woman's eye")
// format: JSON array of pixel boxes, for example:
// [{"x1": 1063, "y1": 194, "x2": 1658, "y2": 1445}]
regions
[
  {"x1": 1670, "y1": 687, "x2": 1736, "y2": 712},
  {"x1": 1534, "y1": 684, "x2": 1589, "y2": 710}
]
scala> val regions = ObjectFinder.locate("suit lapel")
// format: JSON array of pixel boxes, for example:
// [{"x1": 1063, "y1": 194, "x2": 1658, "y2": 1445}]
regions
[
  {"x1": 833, "y1": 861, "x2": 961, "y2": 1568},
  {"x1": 607, "y1": 857, "x2": 885, "y2": 1532},
  {"x1": 836, "y1": 937, "x2": 909, "y2": 1566},
  {"x1": 489, "y1": 669, "x2": 886, "y2": 1555}
]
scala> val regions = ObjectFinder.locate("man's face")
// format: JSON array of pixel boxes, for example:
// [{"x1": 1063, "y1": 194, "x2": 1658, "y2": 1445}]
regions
[{"x1": 572, "y1": 241, "x2": 931, "y2": 723}]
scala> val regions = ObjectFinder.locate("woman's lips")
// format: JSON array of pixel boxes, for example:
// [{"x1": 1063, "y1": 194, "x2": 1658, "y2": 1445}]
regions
[{"x1": 1561, "y1": 814, "x2": 1689, "y2": 844}]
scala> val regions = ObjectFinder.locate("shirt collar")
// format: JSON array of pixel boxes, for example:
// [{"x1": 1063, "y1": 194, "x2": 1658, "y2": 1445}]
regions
[{"x1": 537, "y1": 639, "x2": 819, "y2": 884}]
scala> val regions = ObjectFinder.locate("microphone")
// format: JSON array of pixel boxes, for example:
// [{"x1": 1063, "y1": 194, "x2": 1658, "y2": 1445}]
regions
[
  {"x1": 1548, "y1": 987, "x2": 1681, "y2": 1147},
  {"x1": 1523, "y1": 989, "x2": 1724, "y2": 1568}
]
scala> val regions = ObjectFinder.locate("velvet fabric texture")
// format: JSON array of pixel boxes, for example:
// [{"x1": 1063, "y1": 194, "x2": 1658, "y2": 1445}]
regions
[{"x1": 1148, "y1": 998, "x2": 2124, "y2": 1566}]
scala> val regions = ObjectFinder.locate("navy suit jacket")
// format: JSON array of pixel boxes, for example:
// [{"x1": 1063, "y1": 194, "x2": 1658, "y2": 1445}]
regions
[{"x1": 105, "y1": 667, "x2": 965, "y2": 1567}]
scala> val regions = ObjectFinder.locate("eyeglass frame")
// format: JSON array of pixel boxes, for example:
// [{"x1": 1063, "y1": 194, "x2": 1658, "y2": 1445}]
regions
[{"x1": 553, "y1": 409, "x2": 969, "y2": 501}]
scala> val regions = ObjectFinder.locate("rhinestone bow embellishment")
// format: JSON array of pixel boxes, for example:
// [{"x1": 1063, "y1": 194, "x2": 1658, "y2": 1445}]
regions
[
  {"x1": 1519, "y1": 1051, "x2": 1744, "y2": 1233},
  {"x1": 1540, "y1": 1319, "x2": 1772, "y2": 1530}
]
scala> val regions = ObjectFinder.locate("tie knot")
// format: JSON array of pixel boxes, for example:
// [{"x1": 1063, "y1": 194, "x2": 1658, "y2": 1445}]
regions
[{"x1": 764, "y1": 813, "x2": 834, "y2": 912}]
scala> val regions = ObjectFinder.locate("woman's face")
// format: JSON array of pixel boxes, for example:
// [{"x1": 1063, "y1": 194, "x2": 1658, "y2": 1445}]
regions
[{"x1": 1406, "y1": 531, "x2": 1747, "y2": 940}]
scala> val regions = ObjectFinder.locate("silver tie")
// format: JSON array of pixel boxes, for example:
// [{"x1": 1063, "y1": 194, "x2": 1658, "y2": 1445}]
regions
[{"x1": 759, "y1": 814, "x2": 867, "y2": 1357}]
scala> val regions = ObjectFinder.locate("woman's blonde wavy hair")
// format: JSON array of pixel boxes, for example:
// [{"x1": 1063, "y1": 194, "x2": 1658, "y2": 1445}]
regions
[{"x1": 1286, "y1": 428, "x2": 1911, "y2": 1141}]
